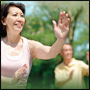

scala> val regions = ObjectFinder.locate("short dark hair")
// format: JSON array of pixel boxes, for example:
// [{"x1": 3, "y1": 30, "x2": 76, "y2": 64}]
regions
[
  {"x1": 1, "y1": 2, "x2": 25, "y2": 37},
  {"x1": 64, "y1": 43, "x2": 72, "y2": 47},
  {"x1": 62, "y1": 43, "x2": 73, "y2": 50}
]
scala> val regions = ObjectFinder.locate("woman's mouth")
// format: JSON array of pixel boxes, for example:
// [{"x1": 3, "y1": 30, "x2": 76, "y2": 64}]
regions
[{"x1": 15, "y1": 23, "x2": 22, "y2": 28}]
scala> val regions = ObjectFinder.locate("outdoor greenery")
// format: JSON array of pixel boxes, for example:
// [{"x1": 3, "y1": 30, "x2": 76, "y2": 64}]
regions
[{"x1": 1, "y1": 1, "x2": 89, "y2": 89}]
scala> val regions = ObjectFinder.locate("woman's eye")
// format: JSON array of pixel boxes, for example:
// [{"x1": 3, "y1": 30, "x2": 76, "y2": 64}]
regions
[
  {"x1": 21, "y1": 15, "x2": 24, "y2": 17},
  {"x1": 13, "y1": 14, "x2": 17, "y2": 16}
]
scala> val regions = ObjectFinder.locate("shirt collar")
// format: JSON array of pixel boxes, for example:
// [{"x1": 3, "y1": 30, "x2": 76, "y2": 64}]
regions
[{"x1": 63, "y1": 58, "x2": 77, "y2": 68}]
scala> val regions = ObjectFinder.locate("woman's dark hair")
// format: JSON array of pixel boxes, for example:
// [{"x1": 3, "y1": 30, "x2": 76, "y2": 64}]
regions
[{"x1": 1, "y1": 2, "x2": 25, "y2": 37}]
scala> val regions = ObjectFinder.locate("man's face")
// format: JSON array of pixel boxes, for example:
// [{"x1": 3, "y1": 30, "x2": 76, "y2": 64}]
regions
[{"x1": 61, "y1": 44, "x2": 73, "y2": 60}]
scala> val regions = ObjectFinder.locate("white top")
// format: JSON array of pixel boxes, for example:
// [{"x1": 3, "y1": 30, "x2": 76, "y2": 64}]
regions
[{"x1": 1, "y1": 37, "x2": 32, "y2": 89}]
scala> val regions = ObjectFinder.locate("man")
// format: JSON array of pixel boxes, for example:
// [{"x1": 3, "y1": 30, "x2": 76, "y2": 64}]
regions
[{"x1": 54, "y1": 43, "x2": 89, "y2": 89}]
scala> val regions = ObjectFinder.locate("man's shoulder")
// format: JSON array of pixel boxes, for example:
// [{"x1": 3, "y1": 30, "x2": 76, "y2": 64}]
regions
[
  {"x1": 55, "y1": 62, "x2": 64, "y2": 69},
  {"x1": 73, "y1": 58, "x2": 85, "y2": 65}
]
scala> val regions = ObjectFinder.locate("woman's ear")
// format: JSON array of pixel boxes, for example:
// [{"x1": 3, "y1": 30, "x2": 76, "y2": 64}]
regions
[{"x1": 1, "y1": 17, "x2": 6, "y2": 25}]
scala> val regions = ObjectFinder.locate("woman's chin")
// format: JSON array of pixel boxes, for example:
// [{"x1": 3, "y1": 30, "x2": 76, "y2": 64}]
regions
[
  {"x1": 14, "y1": 26, "x2": 23, "y2": 30},
  {"x1": 14, "y1": 28, "x2": 23, "y2": 31},
  {"x1": 14, "y1": 29, "x2": 22, "y2": 34}
]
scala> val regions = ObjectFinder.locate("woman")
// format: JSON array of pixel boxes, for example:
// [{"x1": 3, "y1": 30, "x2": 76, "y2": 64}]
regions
[{"x1": 1, "y1": 2, "x2": 70, "y2": 89}]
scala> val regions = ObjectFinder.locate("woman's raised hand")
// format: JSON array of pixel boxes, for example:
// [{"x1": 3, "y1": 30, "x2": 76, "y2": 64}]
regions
[{"x1": 52, "y1": 11, "x2": 70, "y2": 40}]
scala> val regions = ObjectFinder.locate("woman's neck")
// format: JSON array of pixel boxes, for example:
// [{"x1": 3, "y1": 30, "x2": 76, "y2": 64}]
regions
[{"x1": 4, "y1": 34, "x2": 21, "y2": 44}]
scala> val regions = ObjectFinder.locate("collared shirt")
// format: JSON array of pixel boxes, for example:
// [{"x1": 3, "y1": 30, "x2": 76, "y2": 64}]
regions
[{"x1": 54, "y1": 58, "x2": 89, "y2": 89}]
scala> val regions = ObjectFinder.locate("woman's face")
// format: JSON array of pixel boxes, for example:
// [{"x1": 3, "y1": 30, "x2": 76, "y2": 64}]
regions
[{"x1": 3, "y1": 6, "x2": 25, "y2": 34}]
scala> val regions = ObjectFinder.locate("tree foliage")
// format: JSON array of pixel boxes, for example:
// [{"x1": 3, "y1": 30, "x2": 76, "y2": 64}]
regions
[
  {"x1": 1, "y1": 1, "x2": 89, "y2": 89},
  {"x1": 22, "y1": 1, "x2": 89, "y2": 57},
  {"x1": 23, "y1": 2, "x2": 89, "y2": 89}
]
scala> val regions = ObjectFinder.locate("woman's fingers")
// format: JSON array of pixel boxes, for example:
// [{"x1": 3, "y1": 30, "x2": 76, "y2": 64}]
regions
[
  {"x1": 62, "y1": 11, "x2": 66, "y2": 24},
  {"x1": 18, "y1": 64, "x2": 27, "y2": 75},
  {"x1": 52, "y1": 20, "x2": 57, "y2": 31},
  {"x1": 58, "y1": 12, "x2": 63, "y2": 24},
  {"x1": 14, "y1": 64, "x2": 27, "y2": 81},
  {"x1": 58, "y1": 11, "x2": 66, "y2": 24},
  {"x1": 58, "y1": 11, "x2": 70, "y2": 30},
  {"x1": 23, "y1": 64, "x2": 27, "y2": 68}
]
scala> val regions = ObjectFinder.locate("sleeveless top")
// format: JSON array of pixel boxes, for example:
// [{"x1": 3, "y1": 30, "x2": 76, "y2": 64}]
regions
[{"x1": 1, "y1": 37, "x2": 32, "y2": 89}]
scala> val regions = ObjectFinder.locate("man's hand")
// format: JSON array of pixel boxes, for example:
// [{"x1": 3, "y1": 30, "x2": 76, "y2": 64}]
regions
[
  {"x1": 86, "y1": 51, "x2": 89, "y2": 63},
  {"x1": 52, "y1": 11, "x2": 70, "y2": 40},
  {"x1": 86, "y1": 51, "x2": 89, "y2": 76},
  {"x1": 69, "y1": 70, "x2": 74, "y2": 80}
]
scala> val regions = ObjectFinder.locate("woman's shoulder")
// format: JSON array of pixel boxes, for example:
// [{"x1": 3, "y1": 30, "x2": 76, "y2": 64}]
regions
[
  {"x1": 22, "y1": 36, "x2": 35, "y2": 42},
  {"x1": 22, "y1": 37, "x2": 37, "y2": 49},
  {"x1": 26, "y1": 38, "x2": 41, "y2": 46},
  {"x1": 22, "y1": 36, "x2": 43, "y2": 48},
  {"x1": 1, "y1": 38, "x2": 4, "y2": 43},
  {"x1": 21, "y1": 36, "x2": 34, "y2": 44}
]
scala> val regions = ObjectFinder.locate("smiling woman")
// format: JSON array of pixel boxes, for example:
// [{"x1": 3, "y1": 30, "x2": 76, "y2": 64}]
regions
[
  {"x1": 1, "y1": 3, "x2": 25, "y2": 37},
  {"x1": 1, "y1": 2, "x2": 70, "y2": 89},
  {"x1": 4, "y1": 7, "x2": 25, "y2": 33}
]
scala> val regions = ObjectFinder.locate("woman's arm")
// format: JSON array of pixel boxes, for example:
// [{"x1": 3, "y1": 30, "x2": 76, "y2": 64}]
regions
[{"x1": 28, "y1": 11, "x2": 70, "y2": 60}]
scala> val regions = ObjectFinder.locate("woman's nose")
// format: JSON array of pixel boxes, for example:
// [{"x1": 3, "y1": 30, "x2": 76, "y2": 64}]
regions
[{"x1": 17, "y1": 16, "x2": 23, "y2": 21}]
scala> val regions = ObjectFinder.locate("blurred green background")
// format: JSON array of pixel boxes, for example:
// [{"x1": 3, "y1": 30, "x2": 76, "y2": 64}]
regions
[{"x1": 1, "y1": 1, "x2": 89, "y2": 89}]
